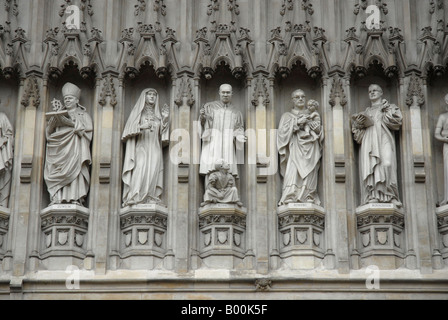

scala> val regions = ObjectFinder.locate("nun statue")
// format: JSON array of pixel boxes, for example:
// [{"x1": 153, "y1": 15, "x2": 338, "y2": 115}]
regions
[{"x1": 122, "y1": 88, "x2": 170, "y2": 206}]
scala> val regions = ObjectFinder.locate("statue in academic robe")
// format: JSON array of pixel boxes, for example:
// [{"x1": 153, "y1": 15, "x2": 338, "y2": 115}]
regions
[
  {"x1": 122, "y1": 88, "x2": 170, "y2": 206},
  {"x1": 351, "y1": 84, "x2": 402, "y2": 207},
  {"x1": 277, "y1": 89, "x2": 323, "y2": 206},
  {"x1": 44, "y1": 82, "x2": 93, "y2": 206},
  {"x1": 198, "y1": 84, "x2": 246, "y2": 202},
  {"x1": 0, "y1": 111, "x2": 13, "y2": 208},
  {"x1": 435, "y1": 93, "x2": 448, "y2": 206}
]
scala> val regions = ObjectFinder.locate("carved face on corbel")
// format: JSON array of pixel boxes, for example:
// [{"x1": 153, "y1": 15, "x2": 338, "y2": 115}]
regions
[
  {"x1": 219, "y1": 84, "x2": 233, "y2": 105},
  {"x1": 291, "y1": 89, "x2": 306, "y2": 110}
]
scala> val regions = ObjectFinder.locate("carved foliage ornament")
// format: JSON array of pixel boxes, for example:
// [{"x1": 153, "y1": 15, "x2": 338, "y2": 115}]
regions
[
  {"x1": 354, "y1": 0, "x2": 388, "y2": 15},
  {"x1": 21, "y1": 77, "x2": 40, "y2": 108},
  {"x1": 251, "y1": 75, "x2": 269, "y2": 106},
  {"x1": 405, "y1": 74, "x2": 424, "y2": 107},
  {"x1": 98, "y1": 75, "x2": 117, "y2": 107},
  {"x1": 174, "y1": 77, "x2": 195, "y2": 107},
  {"x1": 281, "y1": 0, "x2": 314, "y2": 16},
  {"x1": 134, "y1": 0, "x2": 146, "y2": 16},
  {"x1": 429, "y1": 0, "x2": 443, "y2": 14},
  {"x1": 120, "y1": 214, "x2": 168, "y2": 229},
  {"x1": 59, "y1": 0, "x2": 93, "y2": 17},
  {"x1": 199, "y1": 214, "x2": 246, "y2": 228},
  {"x1": 207, "y1": 0, "x2": 239, "y2": 16},
  {"x1": 5, "y1": 0, "x2": 19, "y2": 17},
  {"x1": 329, "y1": 77, "x2": 347, "y2": 107}
]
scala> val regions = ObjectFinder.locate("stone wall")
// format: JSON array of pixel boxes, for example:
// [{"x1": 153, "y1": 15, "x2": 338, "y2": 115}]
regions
[{"x1": 0, "y1": 0, "x2": 448, "y2": 299}]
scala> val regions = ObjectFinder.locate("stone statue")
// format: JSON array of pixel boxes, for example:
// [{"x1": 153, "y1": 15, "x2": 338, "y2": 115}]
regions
[
  {"x1": 44, "y1": 83, "x2": 93, "y2": 206},
  {"x1": 351, "y1": 84, "x2": 402, "y2": 207},
  {"x1": 277, "y1": 89, "x2": 323, "y2": 206},
  {"x1": 435, "y1": 93, "x2": 448, "y2": 206},
  {"x1": 198, "y1": 84, "x2": 246, "y2": 199},
  {"x1": 0, "y1": 111, "x2": 13, "y2": 208},
  {"x1": 201, "y1": 159, "x2": 243, "y2": 207},
  {"x1": 122, "y1": 88, "x2": 170, "y2": 206}
]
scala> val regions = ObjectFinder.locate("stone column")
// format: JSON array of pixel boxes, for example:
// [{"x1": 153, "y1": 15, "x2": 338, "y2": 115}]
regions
[
  {"x1": 6, "y1": 76, "x2": 38, "y2": 275},
  {"x1": 173, "y1": 73, "x2": 195, "y2": 272},
  {"x1": 399, "y1": 71, "x2": 434, "y2": 272},
  {"x1": 87, "y1": 73, "x2": 120, "y2": 273},
  {"x1": 326, "y1": 72, "x2": 350, "y2": 272},
  {"x1": 251, "y1": 71, "x2": 272, "y2": 273}
]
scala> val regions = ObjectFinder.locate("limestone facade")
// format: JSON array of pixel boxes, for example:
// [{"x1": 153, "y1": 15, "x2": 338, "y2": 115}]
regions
[{"x1": 0, "y1": 0, "x2": 448, "y2": 299}]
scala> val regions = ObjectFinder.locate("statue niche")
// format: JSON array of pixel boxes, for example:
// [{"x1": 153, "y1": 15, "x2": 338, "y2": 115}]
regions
[
  {"x1": 277, "y1": 89, "x2": 324, "y2": 206},
  {"x1": 44, "y1": 82, "x2": 93, "y2": 207},
  {"x1": 121, "y1": 88, "x2": 170, "y2": 207},
  {"x1": 351, "y1": 84, "x2": 402, "y2": 208},
  {"x1": 0, "y1": 111, "x2": 13, "y2": 208}
]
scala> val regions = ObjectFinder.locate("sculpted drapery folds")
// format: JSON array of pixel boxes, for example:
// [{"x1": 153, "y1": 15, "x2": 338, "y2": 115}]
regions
[
  {"x1": 277, "y1": 89, "x2": 324, "y2": 206},
  {"x1": 44, "y1": 83, "x2": 93, "y2": 206},
  {"x1": 199, "y1": 84, "x2": 246, "y2": 179},
  {"x1": 0, "y1": 112, "x2": 13, "y2": 207},
  {"x1": 351, "y1": 84, "x2": 403, "y2": 207},
  {"x1": 122, "y1": 88, "x2": 170, "y2": 207},
  {"x1": 202, "y1": 159, "x2": 243, "y2": 207},
  {"x1": 435, "y1": 93, "x2": 448, "y2": 206}
]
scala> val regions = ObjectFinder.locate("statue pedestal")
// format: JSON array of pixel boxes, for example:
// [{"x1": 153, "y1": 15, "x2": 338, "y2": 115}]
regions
[
  {"x1": 119, "y1": 204, "x2": 168, "y2": 270},
  {"x1": 356, "y1": 203, "x2": 405, "y2": 269},
  {"x1": 40, "y1": 204, "x2": 89, "y2": 270},
  {"x1": 436, "y1": 205, "x2": 448, "y2": 263},
  {"x1": 0, "y1": 206, "x2": 9, "y2": 257},
  {"x1": 198, "y1": 204, "x2": 247, "y2": 269},
  {"x1": 277, "y1": 203, "x2": 326, "y2": 269}
]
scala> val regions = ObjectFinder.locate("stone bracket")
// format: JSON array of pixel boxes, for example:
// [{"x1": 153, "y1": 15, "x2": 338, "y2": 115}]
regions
[
  {"x1": 40, "y1": 205, "x2": 90, "y2": 265},
  {"x1": 355, "y1": 203, "x2": 405, "y2": 268},
  {"x1": 334, "y1": 156, "x2": 346, "y2": 183},
  {"x1": 119, "y1": 204, "x2": 169, "y2": 269},
  {"x1": 198, "y1": 204, "x2": 247, "y2": 268},
  {"x1": 277, "y1": 203, "x2": 326, "y2": 269},
  {"x1": 178, "y1": 163, "x2": 189, "y2": 183},
  {"x1": 20, "y1": 155, "x2": 33, "y2": 183},
  {"x1": 0, "y1": 207, "x2": 10, "y2": 256},
  {"x1": 436, "y1": 205, "x2": 448, "y2": 259},
  {"x1": 99, "y1": 162, "x2": 111, "y2": 184}
]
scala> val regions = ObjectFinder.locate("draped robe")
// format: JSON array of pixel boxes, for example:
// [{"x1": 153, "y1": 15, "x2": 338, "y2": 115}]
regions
[
  {"x1": 203, "y1": 170, "x2": 240, "y2": 204},
  {"x1": 199, "y1": 101, "x2": 244, "y2": 177},
  {"x1": 277, "y1": 109, "x2": 323, "y2": 205},
  {"x1": 352, "y1": 103, "x2": 402, "y2": 205},
  {"x1": 436, "y1": 112, "x2": 448, "y2": 206},
  {"x1": 122, "y1": 89, "x2": 169, "y2": 206},
  {"x1": 0, "y1": 113, "x2": 13, "y2": 207},
  {"x1": 44, "y1": 106, "x2": 93, "y2": 205}
]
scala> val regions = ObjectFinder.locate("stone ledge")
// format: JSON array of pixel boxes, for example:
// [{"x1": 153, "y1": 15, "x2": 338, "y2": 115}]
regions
[
  {"x1": 277, "y1": 203, "x2": 325, "y2": 228},
  {"x1": 5, "y1": 270, "x2": 448, "y2": 299}
]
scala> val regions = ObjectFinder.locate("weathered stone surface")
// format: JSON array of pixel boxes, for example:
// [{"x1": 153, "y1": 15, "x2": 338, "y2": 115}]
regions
[{"x1": 0, "y1": 0, "x2": 447, "y2": 300}]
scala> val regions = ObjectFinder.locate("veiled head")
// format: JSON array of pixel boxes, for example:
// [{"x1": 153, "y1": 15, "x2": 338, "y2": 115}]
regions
[{"x1": 145, "y1": 88, "x2": 158, "y2": 105}]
